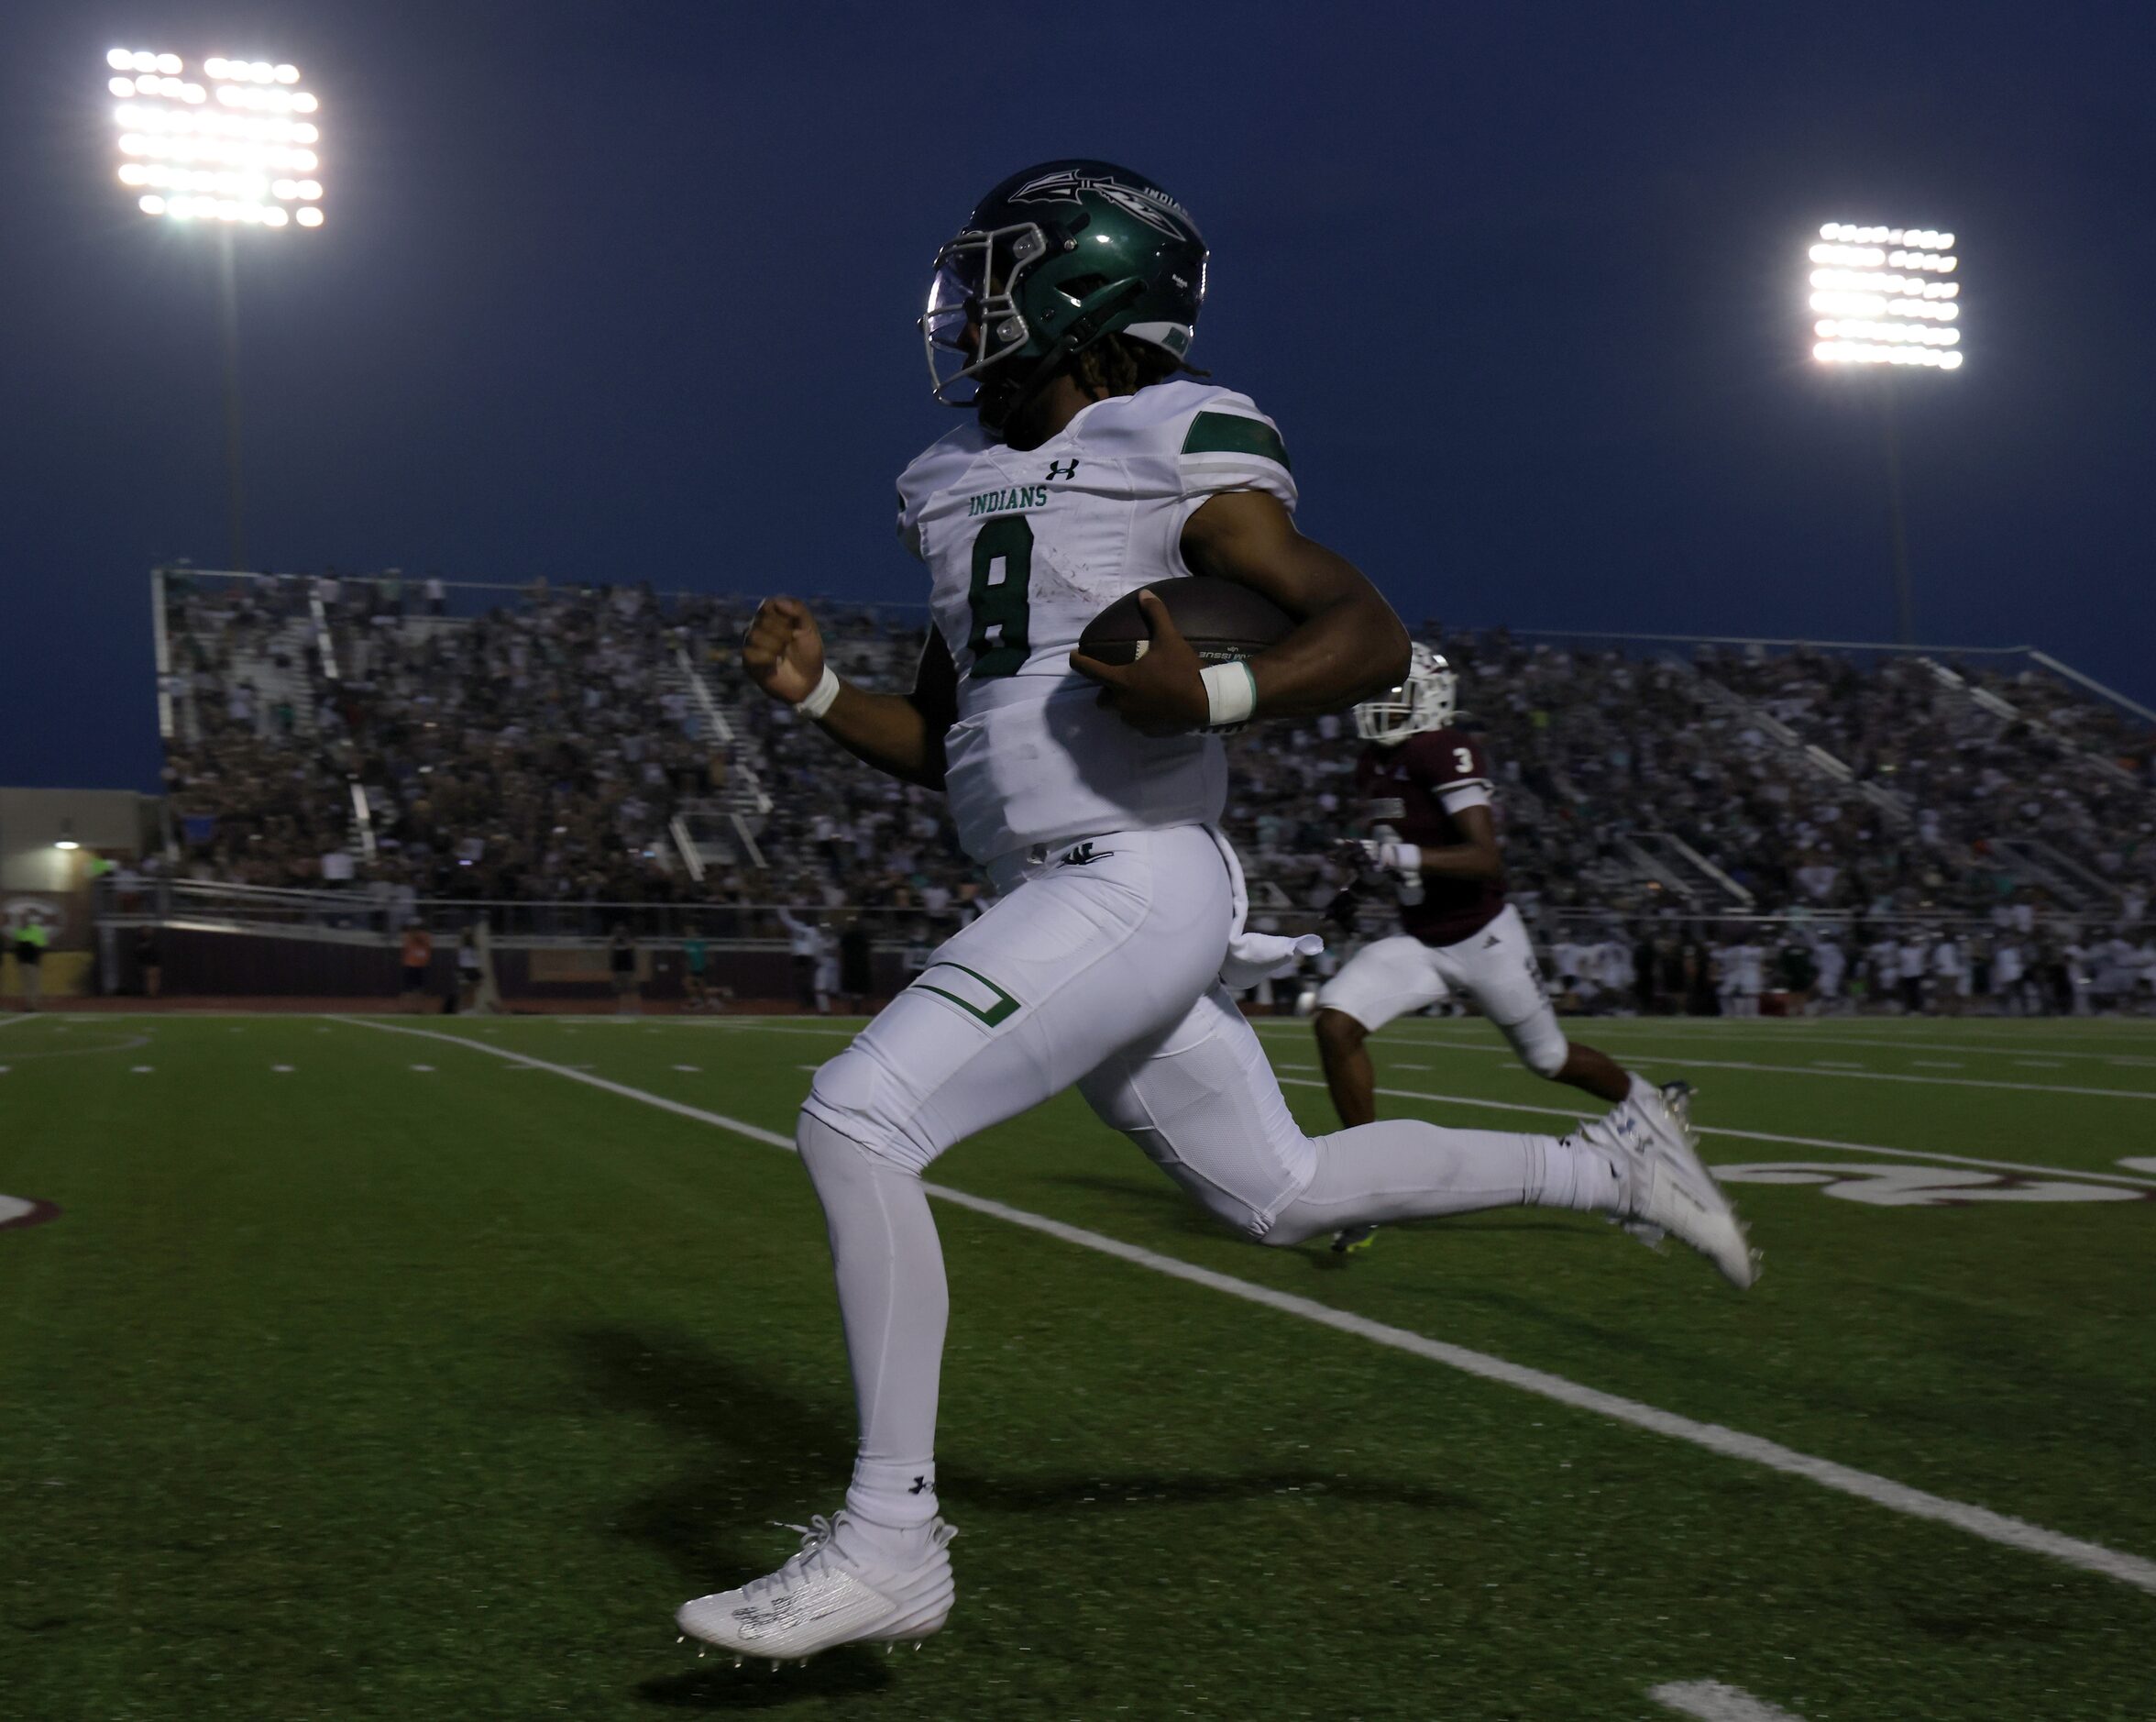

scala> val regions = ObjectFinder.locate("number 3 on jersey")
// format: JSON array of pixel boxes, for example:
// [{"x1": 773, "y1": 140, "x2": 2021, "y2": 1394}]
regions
[{"x1": 967, "y1": 516, "x2": 1033, "y2": 678}]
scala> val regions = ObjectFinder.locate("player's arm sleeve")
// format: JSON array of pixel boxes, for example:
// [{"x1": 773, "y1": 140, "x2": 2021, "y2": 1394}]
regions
[
  {"x1": 1415, "y1": 733, "x2": 1497, "y2": 815},
  {"x1": 895, "y1": 485, "x2": 925, "y2": 562}
]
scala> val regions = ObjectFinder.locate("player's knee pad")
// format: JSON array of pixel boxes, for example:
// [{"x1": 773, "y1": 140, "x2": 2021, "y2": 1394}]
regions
[
  {"x1": 802, "y1": 1045, "x2": 930, "y2": 1174},
  {"x1": 1509, "y1": 1016, "x2": 1571, "y2": 1078}
]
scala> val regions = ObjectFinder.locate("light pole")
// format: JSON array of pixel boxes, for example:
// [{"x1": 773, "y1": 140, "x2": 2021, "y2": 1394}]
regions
[
  {"x1": 105, "y1": 48, "x2": 325, "y2": 570},
  {"x1": 1807, "y1": 223, "x2": 1962, "y2": 644}
]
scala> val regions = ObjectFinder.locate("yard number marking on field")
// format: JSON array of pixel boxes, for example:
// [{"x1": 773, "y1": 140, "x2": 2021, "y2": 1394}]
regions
[
  {"x1": 348, "y1": 1016, "x2": 2156, "y2": 1599},
  {"x1": 1650, "y1": 1681, "x2": 1805, "y2": 1721}
]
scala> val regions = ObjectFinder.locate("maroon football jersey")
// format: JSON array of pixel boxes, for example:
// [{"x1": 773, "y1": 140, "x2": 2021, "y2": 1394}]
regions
[{"x1": 1352, "y1": 727, "x2": 1505, "y2": 946}]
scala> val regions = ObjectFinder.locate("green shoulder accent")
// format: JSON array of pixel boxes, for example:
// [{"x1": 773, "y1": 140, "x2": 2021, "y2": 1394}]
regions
[{"x1": 1182, "y1": 411, "x2": 1291, "y2": 471}]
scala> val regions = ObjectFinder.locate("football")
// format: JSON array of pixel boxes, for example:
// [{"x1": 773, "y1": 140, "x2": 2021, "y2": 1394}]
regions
[{"x1": 1077, "y1": 577, "x2": 1295, "y2": 667}]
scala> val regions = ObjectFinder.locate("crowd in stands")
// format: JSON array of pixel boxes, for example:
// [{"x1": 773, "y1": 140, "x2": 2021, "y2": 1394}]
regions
[
  {"x1": 1345, "y1": 915, "x2": 2156, "y2": 1020},
  {"x1": 1704, "y1": 646, "x2": 2156, "y2": 908},
  {"x1": 161, "y1": 572, "x2": 750, "y2": 909},
  {"x1": 154, "y1": 574, "x2": 2156, "y2": 1011}
]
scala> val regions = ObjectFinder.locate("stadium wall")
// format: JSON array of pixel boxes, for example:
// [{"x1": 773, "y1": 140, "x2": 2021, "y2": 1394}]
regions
[{"x1": 98, "y1": 922, "x2": 913, "y2": 1009}]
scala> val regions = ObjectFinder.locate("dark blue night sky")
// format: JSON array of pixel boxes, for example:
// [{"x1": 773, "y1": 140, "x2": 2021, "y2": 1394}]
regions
[{"x1": 4, "y1": 0, "x2": 2150, "y2": 790}]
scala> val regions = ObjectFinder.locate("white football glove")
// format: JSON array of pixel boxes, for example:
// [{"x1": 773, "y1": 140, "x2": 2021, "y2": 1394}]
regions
[{"x1": 1346, "y1": 838, "x2": 1421, "y2": 877}]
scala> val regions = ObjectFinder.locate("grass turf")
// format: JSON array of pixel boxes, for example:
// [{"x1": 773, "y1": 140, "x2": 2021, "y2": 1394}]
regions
[{"x1": 2, "y1": 1010, "x2": 2153, "y2": 1719}]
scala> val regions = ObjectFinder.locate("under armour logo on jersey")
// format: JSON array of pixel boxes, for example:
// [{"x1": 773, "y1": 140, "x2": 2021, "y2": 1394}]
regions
[
  {"x1": 1483, "y1": 933, "x2": 1502, "y2": 948},
  {"x1": 1044, "y1": 458, "x2": 1081, "y2": 481}
]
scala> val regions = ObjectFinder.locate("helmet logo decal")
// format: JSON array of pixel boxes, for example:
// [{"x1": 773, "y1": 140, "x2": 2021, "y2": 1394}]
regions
[{"x1": 1007, "y1": 170, "x2": 1191, "y2": 238}]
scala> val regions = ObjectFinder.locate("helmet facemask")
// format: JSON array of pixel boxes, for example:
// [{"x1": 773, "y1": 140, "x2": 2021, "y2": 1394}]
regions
[
  {"x1": 921, "y1": 222, "x2": 1050, "y2": 410},
  {"x1": 1354, "y1": 646, "x2": 1458, "y2": 746}
]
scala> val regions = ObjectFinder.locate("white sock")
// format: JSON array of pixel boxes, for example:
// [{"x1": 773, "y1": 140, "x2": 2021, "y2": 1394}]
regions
[
  {"x1": 798, "y1": 1113, "x2": 947, "y2": 1533},
  {"x1": 1266, "y1": 1119, "x2": 1622, "y2": 1246},
  {"x1": 1625, "y1": 1071, "x2": 1657, "y2": 1109}
]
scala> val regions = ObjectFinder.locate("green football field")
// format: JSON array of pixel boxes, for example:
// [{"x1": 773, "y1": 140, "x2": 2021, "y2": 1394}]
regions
[{"x1": 4, "y1": 1008, "x2": 2154, "y2": 1721}]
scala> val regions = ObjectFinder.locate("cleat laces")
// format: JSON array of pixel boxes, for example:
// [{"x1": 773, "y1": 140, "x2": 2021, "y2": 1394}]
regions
[{"x1": 737, "y1": 1516, "x2": 842, "y2": 1604}]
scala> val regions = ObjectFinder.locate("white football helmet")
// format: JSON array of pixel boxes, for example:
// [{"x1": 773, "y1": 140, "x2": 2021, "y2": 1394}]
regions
[{"x1": 1354, "y1": 645, "x2": 1457, "y2": 746}]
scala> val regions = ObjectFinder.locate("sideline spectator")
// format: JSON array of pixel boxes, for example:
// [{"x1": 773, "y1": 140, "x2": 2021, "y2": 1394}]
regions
[
  {"x1": 776, "y1": 908, "x2": 828, "y2": 1013},
  {"x1": 456, "y1": 928, "x2": 483, "y2": 1013},
  {"x1": 399, "y1": 921, "x2": 433, "y2": 1012},
  {"x1": 683, "y1": 922, "x2": 712, "y2": 1012},
  {"x1": 610, "y1": 922, "x2": 640, "y2": 1016},
  {"x1": 14, "y1": 917, "x2": 50, "y2": 1010}
]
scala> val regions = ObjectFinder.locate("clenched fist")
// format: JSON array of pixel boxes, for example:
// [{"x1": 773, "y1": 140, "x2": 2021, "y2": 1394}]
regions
[{"x1": 742, "y1": 596, "x2": 825, "y2": 707}]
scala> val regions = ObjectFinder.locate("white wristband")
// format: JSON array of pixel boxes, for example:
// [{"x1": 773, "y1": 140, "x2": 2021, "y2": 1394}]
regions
[
  {"x1": 1200, "y1": 660, "x2": 1258, "y2": 729},
  {"x1": 796, "y1": 664, "x2": 841, "y2": 721}
]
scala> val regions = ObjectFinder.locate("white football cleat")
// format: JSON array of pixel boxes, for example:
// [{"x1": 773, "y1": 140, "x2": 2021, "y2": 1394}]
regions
[
  {"x1": 1578, "y1": 1084, "x2": 1758, "y2": 1288},
  {"x1": 676, "y1": 1513, "x2": 957, "y2": 1661}
]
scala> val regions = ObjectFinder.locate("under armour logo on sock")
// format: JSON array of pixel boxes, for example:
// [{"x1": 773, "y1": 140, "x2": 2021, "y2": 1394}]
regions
[{"x1": 908, "y1": 1476, "x2": 932, "y2": 1496}]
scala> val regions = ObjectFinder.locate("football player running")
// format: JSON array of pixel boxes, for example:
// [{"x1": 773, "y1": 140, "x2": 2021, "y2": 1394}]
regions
[
  {"x1": 1311, "y1": 648, "x2": 1688, "y2": 1254},
  {"x1": 676, "y1": 160, "x2": 1754, "y2": 1665}
]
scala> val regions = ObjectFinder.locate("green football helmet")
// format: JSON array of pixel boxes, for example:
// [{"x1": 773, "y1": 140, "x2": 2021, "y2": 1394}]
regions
[{"x1": 921, "y1": 159, "x2": 1207, "y2": 426}]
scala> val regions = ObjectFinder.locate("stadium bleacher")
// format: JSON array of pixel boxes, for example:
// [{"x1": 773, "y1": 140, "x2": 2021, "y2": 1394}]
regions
[{"x1": 146, "y1": 568, "x2": 2156, "y2": 1012}]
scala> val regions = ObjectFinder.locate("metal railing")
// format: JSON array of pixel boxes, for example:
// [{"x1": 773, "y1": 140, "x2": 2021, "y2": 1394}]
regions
[{"x1": 94, "y1": 876, "x2": 2124, "y2": 956}]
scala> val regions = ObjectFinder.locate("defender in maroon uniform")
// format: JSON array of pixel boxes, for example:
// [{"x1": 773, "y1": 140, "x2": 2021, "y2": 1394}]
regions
[{"x1": 1312, "y1": 646, "x2": 1678, "y2": 1252}]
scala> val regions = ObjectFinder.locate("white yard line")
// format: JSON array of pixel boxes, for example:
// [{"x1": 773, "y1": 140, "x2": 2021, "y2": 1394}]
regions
[
  {"x1": 689, "y1": 1020, "x2": 856, "y2": 1038},
  {"x1": 1266, "y1": 1021, "x2": 2156, "y2": 1069},
  {"x1": 350, "y1": 1019, "x2": 798, "y2": 1146},
  {"x1": 1650, "y1": 1681, "x2": 1805, "y2": 1721},
  {"x1": 0, "y1": 1032, "x2": 153, "y2": 1062},
  {"x1": 346, "y1": 1016, "x2": 2156, "y2": 1597},
  {"x1": 1270, "y1": 1077, "x2": 2156, "y2": 1191},
  {"x1": 0, "y1": 1015, "x2": 31, "y2": 1032},
  {"x1": 1253, "y1": 1024, "x2": 2156, "y2": 1100}
]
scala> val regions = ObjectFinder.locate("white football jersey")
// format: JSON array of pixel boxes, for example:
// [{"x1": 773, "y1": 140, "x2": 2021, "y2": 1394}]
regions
[{"x1": 896, "y1": 380, "x2": 1296, "y2": 865}]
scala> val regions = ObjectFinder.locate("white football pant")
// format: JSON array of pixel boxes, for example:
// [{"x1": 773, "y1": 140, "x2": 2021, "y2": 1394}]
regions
[
  {"x1": 796, "y1": 825, "x2": 1621, "y2": 1533},
  {"x1": 1315, "y1": 906, "x2": 1570, "y2": 1076}
]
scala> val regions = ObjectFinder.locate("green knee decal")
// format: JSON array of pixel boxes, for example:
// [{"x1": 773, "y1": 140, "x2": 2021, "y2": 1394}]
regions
[{"x1": 913, "y1": 961, "x2": 1021, "y2": 1027}]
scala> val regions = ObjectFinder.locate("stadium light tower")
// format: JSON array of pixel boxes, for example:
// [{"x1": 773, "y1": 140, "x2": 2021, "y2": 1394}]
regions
[
  {"x1": 104, "y1": 47, "x2": 327, "y2": 570},
  {"x1": 1807, "y1": 223, "x2": 1962, "y2": 645}
]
